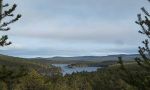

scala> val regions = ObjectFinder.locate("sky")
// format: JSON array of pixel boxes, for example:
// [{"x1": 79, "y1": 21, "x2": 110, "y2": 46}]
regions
[{"x1": 0, "y1": 0, "x2": 149, "y2": 58}]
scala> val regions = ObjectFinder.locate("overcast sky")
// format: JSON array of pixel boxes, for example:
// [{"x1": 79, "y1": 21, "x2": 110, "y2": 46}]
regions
[{"x1": 0, "y1": 0, "x2": 149, "y2": 57}]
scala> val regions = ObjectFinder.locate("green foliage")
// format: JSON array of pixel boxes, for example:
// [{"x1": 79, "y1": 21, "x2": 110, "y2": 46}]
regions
[
  {"x1": 118, "y1": 57, "x2": 150, "y2": 90},
  {"x1": 45, "y1": 67, "x2": 136, "y2": 90},
  {"x1": 0, "y1": 55, "x2": 140, "y2": 90},
  {"x1": 118, "y1": 1, "x2": 150, "y2": 90},
  {"x1": 0, "y1": 65, "x2": 27, "y2": 90},
  {"x1": 0, "y1": 1, "x2": 23, "y2": 90},
  {"x1": 19, "y1": 69, "x2": 51, "y2": 90}
]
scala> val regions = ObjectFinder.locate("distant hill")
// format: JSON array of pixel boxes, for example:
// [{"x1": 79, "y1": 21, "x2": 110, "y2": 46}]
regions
[
  {"x1": 0, "y1": 54, "x2": 141, "y2": 68},
  {"x1": 0, "y1": 54, "x2": 141, "y2": 65},
  {"x1": 32, "y1": 54, "x2": 140, "y2": 62}
]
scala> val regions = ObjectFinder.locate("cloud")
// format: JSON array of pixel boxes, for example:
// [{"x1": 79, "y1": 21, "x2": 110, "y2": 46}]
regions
[
  {"x1": 0, "y1": 0, "x2": 148, "y2": 57},
  {"x1": 7, "y1": 18, "x2": 141, "y2": 45},
  {"x1": 0, "y1": 43, "x2": 138, "y2": 58}
]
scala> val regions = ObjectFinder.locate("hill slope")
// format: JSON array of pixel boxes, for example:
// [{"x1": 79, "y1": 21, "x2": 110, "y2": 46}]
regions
[{"x1": 0, "y1": 54, "x2": 55, "y2": 74}]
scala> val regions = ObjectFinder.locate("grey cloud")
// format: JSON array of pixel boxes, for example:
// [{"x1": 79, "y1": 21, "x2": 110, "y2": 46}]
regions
[
  {"x1": 0, "y1": 0, "x2": 148, "y2": 57},
  {"x1": 8, "y1": 19, "x2": 141, "y2": 45},
  {"x1": 0, "y1": 45, "x2": 138, "y2": 58}
]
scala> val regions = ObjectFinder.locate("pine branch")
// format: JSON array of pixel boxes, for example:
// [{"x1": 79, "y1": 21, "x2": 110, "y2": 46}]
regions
[
  {"x1": 0, "y1": 35, "x2": 11, "y2": 46},
  {"x1": 1, "y1": 4, "x2": 17, "y2": 19},
  {"x1": 141, "y1": 7, "x2": 150, "y2": 17},
  {"x1": 0, "y1": 14, "x2": 21, "y2": 28},
  {"x1": 3, "y1": 3, "x2": 9, "y2": 7}
]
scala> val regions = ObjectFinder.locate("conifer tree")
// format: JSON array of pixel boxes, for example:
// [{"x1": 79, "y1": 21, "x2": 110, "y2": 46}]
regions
[
  {"x1": 118, "y1": 0, "x2": 150, "y2": 89},
  {"x1": 134, "y1": 1, "x2": 150, "y2": 70},
  {"x1": 0, "y1": 1, "x2": 26, "y2": 90},
  {"x1": 0, "y1": 0, "x2": 21, "y2": 46}
]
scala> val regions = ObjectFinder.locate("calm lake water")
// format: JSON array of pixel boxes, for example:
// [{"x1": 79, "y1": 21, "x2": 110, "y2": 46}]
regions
[{"x1": 52, "y1": 64, "x2": 101, "y2": 76}]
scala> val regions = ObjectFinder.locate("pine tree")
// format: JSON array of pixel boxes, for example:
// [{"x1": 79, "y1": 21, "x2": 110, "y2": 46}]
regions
[
  {"x1": 134, "y1": 2, "x2": 150, "y2": 70},
  {"x1": 118, "y1": 0, "x2": 150, "y2": 89},
  {"x1": 0, "y1": 1, "x2": 26, "y2": 90},
  {"x1": 0, "y1": 0, "x2": 21, "y2": 46}
]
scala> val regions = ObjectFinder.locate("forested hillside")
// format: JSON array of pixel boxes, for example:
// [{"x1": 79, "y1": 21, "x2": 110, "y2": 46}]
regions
[{"x1": 0, "y1": 57, "x2": 144, "y2": 90}]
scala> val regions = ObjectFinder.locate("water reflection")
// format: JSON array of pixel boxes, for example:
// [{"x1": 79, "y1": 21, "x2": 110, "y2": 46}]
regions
[{"x1": 52, "y1": 64, "x2": 100, "y2": 76}]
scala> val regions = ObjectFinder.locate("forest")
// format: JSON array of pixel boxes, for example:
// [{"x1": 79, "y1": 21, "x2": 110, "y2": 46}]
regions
[{"x1": 0, "y1": 55, "x2": 147, "y2": 90}]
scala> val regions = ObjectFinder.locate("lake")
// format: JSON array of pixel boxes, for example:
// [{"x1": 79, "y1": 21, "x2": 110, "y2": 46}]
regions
[{"x1": 52, "y1": 64, "x2": 101, "y2": 76}]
